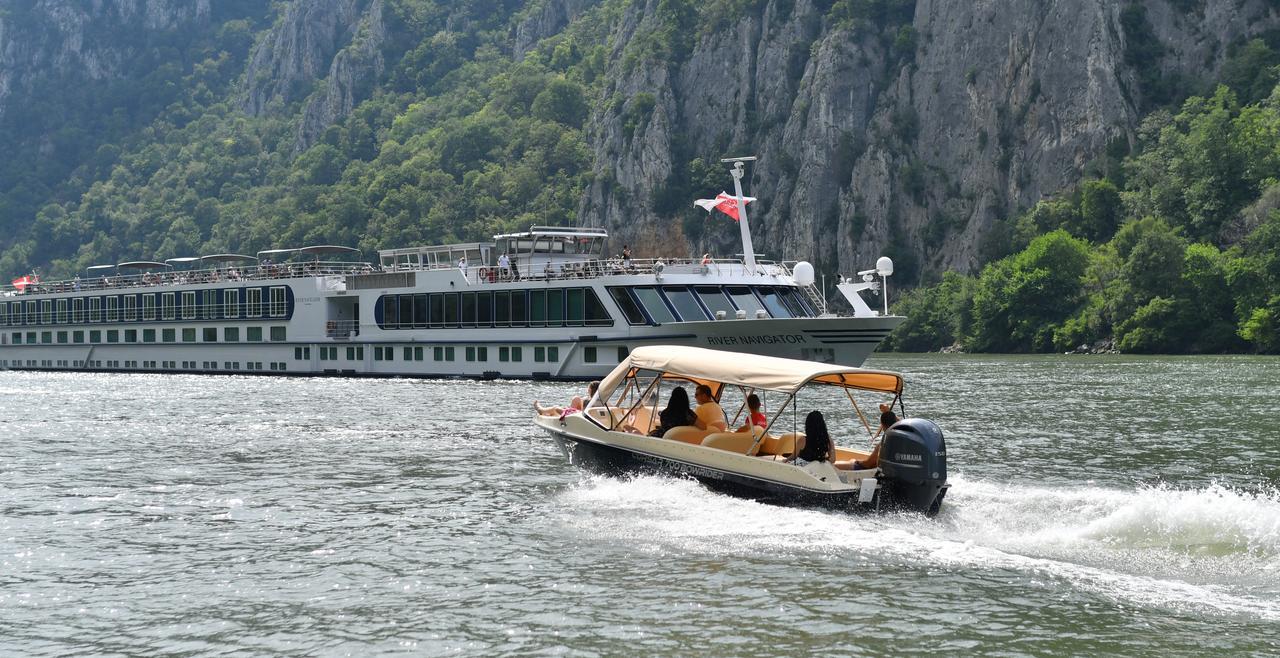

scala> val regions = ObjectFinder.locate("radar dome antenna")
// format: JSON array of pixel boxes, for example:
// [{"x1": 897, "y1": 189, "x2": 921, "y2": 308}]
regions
[
  {"x1": 721, "y1": 156, "x2": 758, "y2": 273},
  {"x1": 876, "y1": 256, "x2": 894, "y2": 315}
]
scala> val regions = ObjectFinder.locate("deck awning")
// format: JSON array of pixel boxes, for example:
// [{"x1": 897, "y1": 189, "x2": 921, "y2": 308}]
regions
[
  {"x1": 598, "y1": 345, "x2": 903, "y2": 402},
  {"x1": 256, "y1": 248, "x2": 299, "y2": 260},
  {"x1": 85, "y1": 264, "x2": 116, "y2": 272},
  {"x1": 164, "y1": 257, "x2": 201, "y2": 266},
  {"x1": 200, "y1": 254, "x2": 258, "y2": 263},
  {"x1": 299, "y1": 245, "x2": 360, "y2": 257},
  {"x1": 116, "y1": 261, "x2": 170, "y2": 270}
]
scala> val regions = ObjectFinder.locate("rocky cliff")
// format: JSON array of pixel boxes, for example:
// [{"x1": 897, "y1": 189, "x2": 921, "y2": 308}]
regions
[{"x1": 581, "y1": 0, "x2": 1280, "y2": 281}]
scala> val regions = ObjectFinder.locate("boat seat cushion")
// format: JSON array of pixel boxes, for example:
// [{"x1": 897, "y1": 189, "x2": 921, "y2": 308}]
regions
[
  {"x1": 663, "y1": 425, "x2": 709, "y2": 444},
  {"x1": 759, "y1": 432, "x2": 803, "y2": 457},
  {"x1": 700, "y1": 431, "x2": 768, "y2": 455}
]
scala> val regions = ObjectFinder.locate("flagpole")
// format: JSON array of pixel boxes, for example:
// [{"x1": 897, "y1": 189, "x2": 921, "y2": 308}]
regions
[{"x1": 723, "y1": 156, "x2": 757, "y2": 273}]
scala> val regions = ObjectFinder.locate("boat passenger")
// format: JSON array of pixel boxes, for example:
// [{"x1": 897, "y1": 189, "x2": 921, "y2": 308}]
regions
[
  {"x1": 498, "y1": 252, "x2": 510, "y2": 280},
  {"x1": 649, "y1": 386, "x2": 697, "y2": 437},
  {"x1": 734, "y1": 393, "x2": 767, "y2": 433},
  {"x1": 535, "y1": 381, "x2": 600, "y2": 418},
  {"x1": 843, "y1": 402, "x2": 899, "y2": 470},
  {"x1": 693, "y1": 384, "x2": 728, "y2": 433},
  {"x1": 792, "y1": 411, "x2": 832, "y2": 465}
]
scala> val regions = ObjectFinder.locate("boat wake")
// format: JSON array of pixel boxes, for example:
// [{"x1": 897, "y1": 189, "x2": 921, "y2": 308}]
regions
[{"x1": 553, "y1": 473, "x2": 1280, "y2": 621}]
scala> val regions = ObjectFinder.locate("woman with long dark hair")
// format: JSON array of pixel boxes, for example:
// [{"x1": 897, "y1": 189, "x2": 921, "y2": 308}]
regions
[
  {"x1": 793, "y1": 410, "x2": 833, "y2": 464},
  {"x1": 650, "y1": 385, "x2": 697, "y2": 437}
]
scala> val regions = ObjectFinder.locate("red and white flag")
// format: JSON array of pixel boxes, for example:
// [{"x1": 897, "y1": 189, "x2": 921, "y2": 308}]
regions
[
  {"x1": 11, "y1": 274, "x2": 36, "y2": 292},
  {"x1": 693, "y1": 191, "x2": 755, "y2": 221}
]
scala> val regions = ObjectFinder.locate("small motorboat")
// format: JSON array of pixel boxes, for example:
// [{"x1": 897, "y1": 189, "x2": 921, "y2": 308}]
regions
[{"x1": 535, "y1": 345, "x2": 948, "y2": 515}]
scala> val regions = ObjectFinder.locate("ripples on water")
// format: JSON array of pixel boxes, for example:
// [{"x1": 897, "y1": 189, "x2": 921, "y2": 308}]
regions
[{"x1": 1, "y1": 354, "x2": 1278, "y2": 655}]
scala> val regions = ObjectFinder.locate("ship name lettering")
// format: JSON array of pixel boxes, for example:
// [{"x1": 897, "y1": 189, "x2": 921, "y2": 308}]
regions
[{"x1": 706, "y1": 334, "x2": 807, "y2": 346}]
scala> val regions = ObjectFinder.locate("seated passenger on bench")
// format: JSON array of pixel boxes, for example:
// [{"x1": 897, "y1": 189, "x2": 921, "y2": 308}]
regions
[
  {"x1": 648, "y1": 386, "x2": 698, "y2": 437},
  {"x1": 842, "y1": 402, "x2": 899, "y2": 470},
  {"x1": 734, "y1": 393, "x2": 767, "y2": 434},
  {"x1": 692, "y1": 384, "x2": 728, "y2": 433}
]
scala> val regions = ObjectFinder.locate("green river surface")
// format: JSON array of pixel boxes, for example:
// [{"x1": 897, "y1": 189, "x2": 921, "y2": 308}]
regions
[{"x1": 1, "y1": 354, "x2": 1278, "y2": 656}]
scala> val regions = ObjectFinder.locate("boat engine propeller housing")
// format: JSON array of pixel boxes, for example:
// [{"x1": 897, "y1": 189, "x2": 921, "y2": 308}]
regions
[{"x1": 877, "y1": 418, "x2": 948, "y2": 515}]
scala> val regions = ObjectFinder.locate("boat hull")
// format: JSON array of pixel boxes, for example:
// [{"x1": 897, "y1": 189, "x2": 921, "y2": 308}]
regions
[{"x1": 545, "y1": 425, "x2": 945, "y2": 515}]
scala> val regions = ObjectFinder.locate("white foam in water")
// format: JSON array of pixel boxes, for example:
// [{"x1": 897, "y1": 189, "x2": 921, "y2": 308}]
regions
[{"x1": 555, "y1": 473, "x2": 1280, "y2": 621}]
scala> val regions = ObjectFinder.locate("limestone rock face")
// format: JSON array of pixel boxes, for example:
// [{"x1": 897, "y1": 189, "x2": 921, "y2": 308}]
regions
[
  {"x1": 0, "y1": 0, "x2": 211, "y2": 124},
  {"x1": 581, "y1": 0, "x2": 1280, "y2": 280}
]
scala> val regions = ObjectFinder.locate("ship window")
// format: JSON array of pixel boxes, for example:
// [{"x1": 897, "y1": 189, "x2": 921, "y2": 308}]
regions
[
  {"x1": 399, "y1": 295, "x2": 413, "y2": 329},
  {"x1": 565, "y1": 289, "x2": 585, "y2": 326},
  {"x1": 246, "y1": 288, "x2": 262, "y2": 317},
  {"x1": 27, "y1": 301, "x2": 37, "y2": 324},
  {"x1": 57, "y1": 331, "x2": 68, "y2": 344},
  {"x1": 726, "y1": 286, "x2": 768, "y2": 317},
  {"x1": 466, "y1": 346, "x2": 476, "y2": 362},
  {"x1": 73, "y1": 330, "x2": 84, "y2": 343},
  {"x1": 270, "y1": 326, "x2": 286, "y2": 341},
  {"x1": 203, "y1": 327, "x2": 217, "y2": 342},
  {"x1": 534, "y1": 346, "x2": 544, "y2": 362},
  {"x1": 632, "y1": 287, "x2": 675, "y2": 324},
  {"x1": 269, "y1": 287, "x2": 287, "y2": 317},
  {"x1": 105, "y1": 296, "x2": 117, "y2": 322},
  {"x1": 662, "y1": 286, "x2": 708, "y2": 321},
  {"x1": 72, "y1": 298, "x2": 83, "y2": 323},
  {"x1": 162, "y1": 328, "x2": 176, "y2": 343},
  {"x1": 434, "y1": 346, "x2": 444, "y2": 361},
  {"x1": 695, "y1": 286, "x2": 736, "y2": 318},
  {"x1": 493, "y1": 291, "x2": 509, "y2": 326},
  {"x1": 0, "y1": 302, "x2": 7, "y2": 326},
  {"x1": 509, "y1": 290, "x2": 527, "y2": 327},
  {"x1": 7, "y1": 302, "x2": 17, "y2": 325},
  {"x1": 203, "y1": 290, "x2": 217, "y2": 319},
  {"x1": 584, "y1": 346, "x2": 597, "y2": 363},
  {"x1": 499, "y1": 346, "x2": 508, "y2": 362},
  {"x1": 774, "y1": 287, "x2": 800, "y2": 317},
  {"x1": 755, "y1": 287, "x2": 793, "y2": 318},
  {"x1": 476, "y1": 292, "x2": 492, "y2": 327},
  {"x1": 143, "y1": 329, "x2": 156, "y2": 343},
  {"x1": 26, "y1": 331, "x2": 35, "y2": 343},
  {"x1": 182, "y1": 328, "x2": 196, "y2": 342},
  {"x1": 444, "y1": 346, "x2": 455, "y2": 361},
  {"x1": 415, "y1": 346, "x2": 424, "y2": 361},
  {"x1": 181, "y1": 292, "x2": 196, "y2": 319},
  {"x1": 224, "y1": 290, "x2": 239, "y2": 318},
  {"x1": 547, "y1": 289, "x2": 564, "y2": 326},
  {"x1": 548, "y1": 346, "x2": 559, "y2": 362},
  {"x1": 476, "y1": 346, "x2": 487, "y2": 361},
  {"x1": 41, "y1": 300, "x2": 52, "y2": 324},
  {"x1": 143, "y1": 295, "x2": 157, "y2": 321},
  {"x1": 41, "y1": 331, "x2": 52, "y2": 343},
  {"x1": 413, "y1": 293, "x2": 428, "y2": 328},
  {"x1": 444, "y1": 293, "x2": 459, "y2": 326},
  {"x1": 247, "y1": 326, "x2": 263, "y2": 342},
  {"x1": 56, "y1": 299, "x2": 67, "y2": 324},
  {"x1": 461, "y1": 292, "x2": 476, "y2": 327},
  {"x1": 162, "y1": 293, "x2": 176, "y2": 320},
  {"x1": 529, "y1": 290, "x2": 546, "y2": 327},
  {"x1": 429, "y1": 293, "x2": 444, "y2": 328},
  {"x1": 384, "y1": 295, "x2": 399, "y2": 328},
  {"x1": 607, "y1": 287, "x2": 647, "y2": 325},
  {"x1": 123, "y1": 295, "x2": 135, "y2": 321},
  {"x1": 585, "y1": 289, "x2": 611, "y2": 326}
]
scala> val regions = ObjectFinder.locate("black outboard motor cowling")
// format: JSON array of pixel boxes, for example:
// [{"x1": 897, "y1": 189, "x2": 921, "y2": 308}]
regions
[{"x1": 877, "y1": 418, "x2": 948, "y2": 515}]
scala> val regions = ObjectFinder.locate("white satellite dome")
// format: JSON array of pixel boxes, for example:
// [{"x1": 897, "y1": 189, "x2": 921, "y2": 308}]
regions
[
  {"x1": 876, "y1": 256, "x2": 894, "y2": 277},
  {"x1": 792, "y1": 261, "x2": 815, "y2": 286}
]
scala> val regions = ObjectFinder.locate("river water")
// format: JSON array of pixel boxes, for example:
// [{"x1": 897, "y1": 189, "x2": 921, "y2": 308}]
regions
[{"x1": 2, "y1": 354, "x2": 1278, "y2": 655}]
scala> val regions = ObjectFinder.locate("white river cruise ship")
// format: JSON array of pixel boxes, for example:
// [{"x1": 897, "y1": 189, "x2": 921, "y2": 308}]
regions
[{"x1": 0, "y1": 162, "x2": 903, "y2": 379}]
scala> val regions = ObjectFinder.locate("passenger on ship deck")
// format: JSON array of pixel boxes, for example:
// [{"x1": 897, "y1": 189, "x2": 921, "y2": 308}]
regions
[
  {"x1": 534, "y1": 381, "x2": 600, "y2": 418},
  {"x1": 692, "y1": 384, "x2": 728, "y2": 433},
  {"x1": 457, "y1": 255, "x2": 468, "y2": 274},
  {"x1": 509, "y1": 258, "x2": 520, "y2": 281},
  {"x1": 498, "y1": 252, "x2": 510, "y2": 280},
  {"x1": 648, "y1": 386, "x2": 697, "y2": 437},
  {"x1": 734, "y1": 393, "x2": 767, "y2": 433},
  {"x1": 622, "y1": 244, "x2": 633, "y2": 269}
]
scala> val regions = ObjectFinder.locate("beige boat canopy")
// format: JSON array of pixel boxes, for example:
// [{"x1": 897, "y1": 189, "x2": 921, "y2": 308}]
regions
[{"x1": 597, "y1": 345, "x2": 904, "y2": 401}]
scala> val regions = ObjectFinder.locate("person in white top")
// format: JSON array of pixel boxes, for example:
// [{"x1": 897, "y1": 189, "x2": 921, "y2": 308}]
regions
[
  {"x1": 497, "y1": 253, "x2": 510, "y2": 280},
  {"x1": 457, "y1": 255, "x2": 468, "y2": 274}
]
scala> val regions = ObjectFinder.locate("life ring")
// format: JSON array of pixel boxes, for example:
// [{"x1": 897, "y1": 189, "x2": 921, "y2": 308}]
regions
[{"x1": 478, "y1": 267, "x2": 489, "y2": 282}]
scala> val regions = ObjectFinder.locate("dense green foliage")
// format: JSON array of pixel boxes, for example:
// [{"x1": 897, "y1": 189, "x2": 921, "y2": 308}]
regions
[{"x1": 885, "y1": 84, "x2": 1280, "y2": 354}]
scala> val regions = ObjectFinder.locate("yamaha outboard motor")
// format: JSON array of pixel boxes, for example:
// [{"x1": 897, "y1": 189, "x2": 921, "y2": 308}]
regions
[{"x1": 877, "y1": 418, "x2": 948, "y2": 516}]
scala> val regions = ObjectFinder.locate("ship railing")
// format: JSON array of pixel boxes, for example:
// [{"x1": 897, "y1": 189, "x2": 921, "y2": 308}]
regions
[
  {"x1": 325, "y1": 319, "x2": 359, "y2": 339},
  {"x1": 6, "y1": 261, "x2": 376, "y2": 295},
  {"x1": 455, "y1": 257, "x2": 790, "y2": 285}
]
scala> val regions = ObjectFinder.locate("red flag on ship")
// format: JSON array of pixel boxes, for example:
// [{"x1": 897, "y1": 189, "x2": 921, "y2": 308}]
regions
[
  {"x1": 11, "y1": 274, "x2": 37, "y2": 292},
  {"x1": 693, "y1": 191, "x2": 755, "y2": 221}
]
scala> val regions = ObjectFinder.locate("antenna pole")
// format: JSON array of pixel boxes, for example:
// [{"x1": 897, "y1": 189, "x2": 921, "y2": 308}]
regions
[{"x1": 724, "y1": 156, "x2": 758, "y2": 273}]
